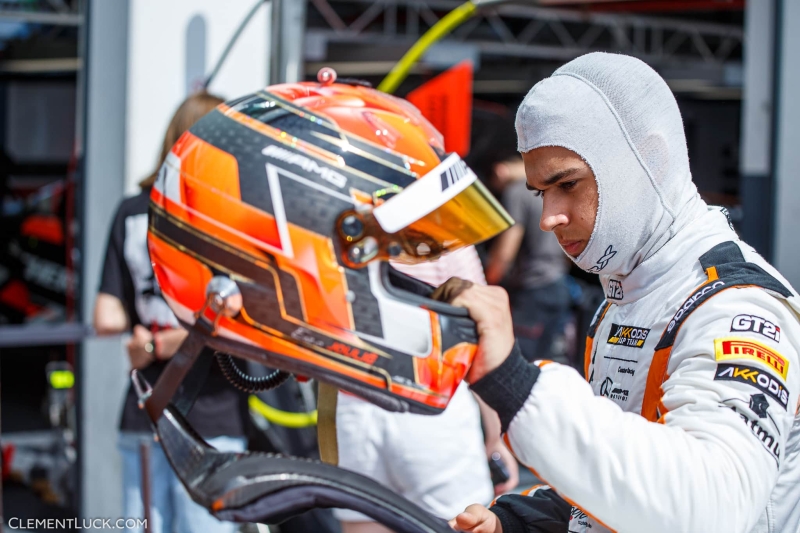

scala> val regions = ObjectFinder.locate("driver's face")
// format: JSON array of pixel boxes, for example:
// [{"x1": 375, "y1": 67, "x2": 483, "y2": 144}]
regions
[{"x1": 522, "y1": 146, "x2": 598, "y2": 258}]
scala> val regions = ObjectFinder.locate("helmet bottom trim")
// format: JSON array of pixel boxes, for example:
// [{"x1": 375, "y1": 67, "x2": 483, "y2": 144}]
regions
[{"x1": 181, "y1": 319, "x2": 444, "y2": 416}]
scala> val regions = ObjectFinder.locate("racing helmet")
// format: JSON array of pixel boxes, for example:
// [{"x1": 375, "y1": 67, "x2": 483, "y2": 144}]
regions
[{"x1": 147, "y1": 71, "x2": 513, "y2": 414}]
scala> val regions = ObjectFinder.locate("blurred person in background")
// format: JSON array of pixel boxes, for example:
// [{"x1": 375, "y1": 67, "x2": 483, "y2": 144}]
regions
[
  {"x1": 93, "y1": 92, "x2": 248, "y2": 533},
  {"x1": 334, "y1": 246, "x2": 519, "y2": 533},
  {"x1": 470, "y1": 112, "x2": 572, "y2": 364}
]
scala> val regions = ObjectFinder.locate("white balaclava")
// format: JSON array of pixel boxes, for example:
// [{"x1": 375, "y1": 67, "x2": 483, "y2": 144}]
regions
[{"x1": 515, "y1": 52, "x2": 706, "y2": 279}]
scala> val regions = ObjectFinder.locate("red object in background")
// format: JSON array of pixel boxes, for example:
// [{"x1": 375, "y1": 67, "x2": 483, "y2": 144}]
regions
[
  {"x1": 2, "y1": 444, "x2": 15, "y2": 480},
  {"x1": 20, "y1": 214, "x2": 65, "y2": 246},
  {"x1": 406, "y1": 61, "x2": 473, "y2": 158},
  {"x1": 0, "y1": 279, "x2": 41, "y2": 316}
]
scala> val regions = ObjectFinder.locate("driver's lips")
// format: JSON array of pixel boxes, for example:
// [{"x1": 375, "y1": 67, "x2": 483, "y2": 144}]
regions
[{"x1": 558, "y1": 238, "x2": 585, "y2": 257}]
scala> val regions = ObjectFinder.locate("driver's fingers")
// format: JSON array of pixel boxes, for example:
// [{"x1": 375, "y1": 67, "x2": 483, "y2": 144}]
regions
[
  {"x1": 448, "y1": 513, "x2": 478, "y2": 531},
  {"x1": 431, "y1": 277, "x2": 474, "y2": 303},
  {"x1": 449, "y1": 504, "x2": 494, "y2": 532}
]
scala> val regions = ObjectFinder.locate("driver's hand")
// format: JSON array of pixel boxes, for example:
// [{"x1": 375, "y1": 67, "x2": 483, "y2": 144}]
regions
[
  {"x1": 434, "y1": 279, "x2": 515, "y2": 383},
  {"x1": 449, "y1": 504, "x2": 503, "y2": 533}
]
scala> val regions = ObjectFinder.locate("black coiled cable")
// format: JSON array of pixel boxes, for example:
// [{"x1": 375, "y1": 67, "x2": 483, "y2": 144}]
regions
[{"x1": 215, "y1": 352, "x2": 290, "y2": 393}]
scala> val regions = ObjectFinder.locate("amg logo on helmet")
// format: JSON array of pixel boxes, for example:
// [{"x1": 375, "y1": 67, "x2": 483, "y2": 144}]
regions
[
  {"x1": 731, "y1": 314, "x2": 781, "y2": 342},
  {"x1": 714, "y1": 337, "x2": 789, "y2": 380},
  {"x1": 262, "y1": 144, "x2": 347, "y2": 188},
  {"x1": 607, "y1": 323, "x2": 650, "y2": 348},
  {"x1": 715, "y1": 363, "x2": 789, "y2": 409},
  {"x1": 440, "y1": 158, "x2": 469, "y2": 191}
]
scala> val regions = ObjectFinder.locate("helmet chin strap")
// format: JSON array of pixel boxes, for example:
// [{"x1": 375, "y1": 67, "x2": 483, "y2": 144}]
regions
[{"x1": 317, "y1": 382, "x2": 340, "y2": 465}]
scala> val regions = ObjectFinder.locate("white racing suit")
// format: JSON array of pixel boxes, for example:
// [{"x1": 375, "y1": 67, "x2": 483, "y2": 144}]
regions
[{"x1": 472, "y1": 208, "x2": 800, "y2": 533}]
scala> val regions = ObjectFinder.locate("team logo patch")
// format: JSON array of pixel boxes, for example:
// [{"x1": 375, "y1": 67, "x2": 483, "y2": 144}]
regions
[
  {"x1": 607, "y1": 323, "x2": 650, "y2": 348},
  {"x1": 731, "y1": 314, "x2": 781, "y2": 342},
  {"x1": 714, "y1": 337, "x2": 789, "y2": 380},
  {"x1": 600, "y1": 377, "x2": 629, "y2": 402},
  {"x1": 607, "y1": 279, "x2": 623, "y2": 300},
  {"x1": 715, "y1": 363, "x2": 789, "y2": 409}
]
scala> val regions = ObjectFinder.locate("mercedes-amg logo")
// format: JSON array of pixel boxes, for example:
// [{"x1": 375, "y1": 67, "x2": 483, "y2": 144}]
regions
[{"x1": 600, "y1": 377, "x2": 614, "y2": 397}]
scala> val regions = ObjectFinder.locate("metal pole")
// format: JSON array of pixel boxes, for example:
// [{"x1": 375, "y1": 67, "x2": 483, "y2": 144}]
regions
[
  {"x1": 772, "y1": 0, "x2": 800, "y2": 287},
  {"x1": 270, "y1": 0, "x2": 308, "y2": 84},
  {"x1": 739, "y1": 0, "x2": 776, "y2": 259}
]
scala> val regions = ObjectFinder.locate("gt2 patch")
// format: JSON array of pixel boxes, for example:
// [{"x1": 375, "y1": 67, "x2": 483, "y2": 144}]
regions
[
  {"x1": 607, "y1": 279, "x2": 623, "y2": 300},
  {"x1": 607, "y1": 323, "x2": 650, "y2": 348},
  {"x1": 731, "y1": 314, "x2": 781, "y2": 342},
  {"x1": 714, "y1": 337, "x2": 789, "y2": 380},
  {"x1": 715, "y1": 363, "x2": 789, "y2": 410}
]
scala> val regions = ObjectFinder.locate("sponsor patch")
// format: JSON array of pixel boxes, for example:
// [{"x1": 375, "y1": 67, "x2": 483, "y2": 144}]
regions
[
  {"x1": 667, "y1": 280, "x2": 725, "y2": 333},
  {"x1": 589, "y1": 245, "x2": 617, "y2": 273},
  {"x1": 607, "y1": 323, "x2": 650, "y2": 348},
  {"x1": 714, "y1": 337, "x2": 789, "y2": 380},
  {"x1": 600, "y1": 377, "x2": 629, "y2": 402},
  {"x1": 618, "y1": 367, "x2": 635, "y2": 376},
  {"x1": 607, "y1": 279, "x2": 623, "y2": 300},
  {"x1": 731, "y1": 314, "x2": 781, "y2": 342},
  {"x1": 569, "y1": 507, "x2": 587, "y2": 521},
  {"x1": 729, "y1": 406, "x2": 780, "y2": 465},
  {"x1": 715, "y1": 363, "x2": 789, "y2": 409},
  {"x1": 749, "y1": 393, "x2": 770, "y2": 418}
]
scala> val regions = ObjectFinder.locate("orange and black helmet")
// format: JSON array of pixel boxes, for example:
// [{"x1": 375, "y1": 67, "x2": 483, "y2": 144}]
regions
[{"x1": 147, "y1": 72, "x2": 513, "y2": 414}]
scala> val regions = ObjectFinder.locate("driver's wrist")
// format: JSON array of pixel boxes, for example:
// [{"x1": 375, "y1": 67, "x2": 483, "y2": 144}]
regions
[{"x1": 469, "y1": 342, "x2": 540, "y2": 433}]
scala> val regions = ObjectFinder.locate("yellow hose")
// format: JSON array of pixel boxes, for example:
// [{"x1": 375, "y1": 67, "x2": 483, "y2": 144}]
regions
[
  {"x1": 378, "y1": 1, "x2": 477, "y2": 94},
  {"x1": 249, "y1": 395, "x2": 318, "y2": 428}
]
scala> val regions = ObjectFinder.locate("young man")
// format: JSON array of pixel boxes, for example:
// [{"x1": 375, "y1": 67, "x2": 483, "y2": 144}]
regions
[{"x1": 448, "y1": 53, "x2": 800, "y2": 533}]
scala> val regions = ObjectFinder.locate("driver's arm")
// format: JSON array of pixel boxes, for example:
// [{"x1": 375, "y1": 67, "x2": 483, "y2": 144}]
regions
[{"x1": 466, "y1": 287, "x2": 799, "y2": 533}]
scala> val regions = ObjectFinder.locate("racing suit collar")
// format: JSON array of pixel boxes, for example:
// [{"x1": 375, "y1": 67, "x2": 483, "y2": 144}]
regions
[{"x1": 599, "y1": 207, "x2": 738, "y2": 305}]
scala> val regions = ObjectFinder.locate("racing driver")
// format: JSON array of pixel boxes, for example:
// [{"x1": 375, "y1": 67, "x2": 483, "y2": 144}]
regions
[{"x1": 448, "y1": 52, "x2": 800, "y2": 532}]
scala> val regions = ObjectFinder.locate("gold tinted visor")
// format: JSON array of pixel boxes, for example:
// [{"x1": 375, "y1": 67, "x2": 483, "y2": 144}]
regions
[{"x1": 337, "y1": 154, "x2": 513, "y2": 267}]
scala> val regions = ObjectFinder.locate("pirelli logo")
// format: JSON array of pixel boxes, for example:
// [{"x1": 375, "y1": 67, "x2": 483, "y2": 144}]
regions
[
  {"x1": 714, "y1": 337, "x2": 789, "y2": 380},
  {"x1": 607, "y1": 323, "x2": 650, "y2": 348}
]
